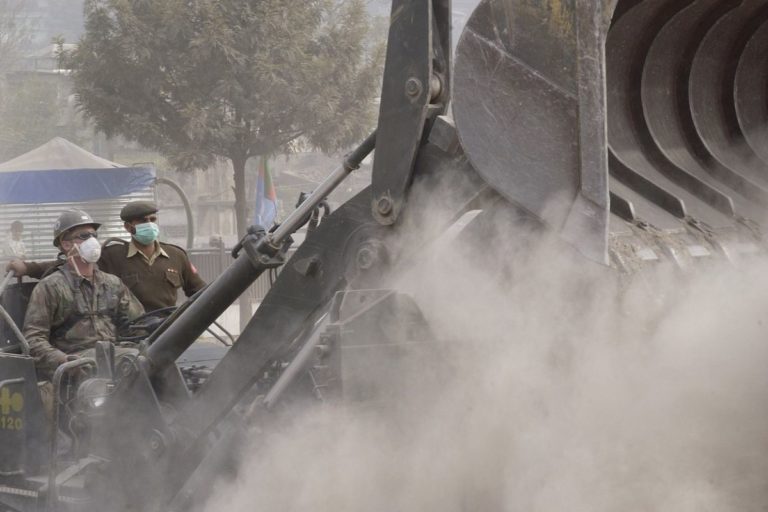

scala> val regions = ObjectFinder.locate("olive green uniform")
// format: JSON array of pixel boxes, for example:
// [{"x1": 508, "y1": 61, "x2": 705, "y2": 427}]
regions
[
  {"x1": 26, "y1": 240, "x2": 206, "y2": 312},
  {"x1": 23, "y1": 264, "x2": 144, "y2": 380}
]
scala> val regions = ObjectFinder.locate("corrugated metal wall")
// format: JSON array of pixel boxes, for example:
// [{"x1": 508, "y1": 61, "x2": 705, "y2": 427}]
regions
[
  {"x1": 1, "y1": 189, "x2": 285, "y2": 302},
  {"x1": 0, "y1": 188, "x2": 155, "y2": 259}
]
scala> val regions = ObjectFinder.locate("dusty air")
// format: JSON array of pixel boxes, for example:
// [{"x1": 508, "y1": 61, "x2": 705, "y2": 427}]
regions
[{"x1": 1, "y1": 1, "x2": 768, "y2": 511}]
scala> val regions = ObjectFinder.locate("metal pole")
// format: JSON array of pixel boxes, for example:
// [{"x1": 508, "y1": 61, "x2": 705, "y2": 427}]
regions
[
  {"x1": 0, "y1": 270, "x2": 15, "y2": 300},
  {"x1": 0, "y1": 305, "x2": 29, "y2": 355},
  {"x1": 0, "y1": 271, "x2": 29, "y2": 355},
  {"x1": 144, "y1": 253, "x2": 264, "y2": 373},
  {"x1": 269, "y1": 130, "x2": 376, "y2": 245},
  {"x1": 144, "y1": 132, "x2": 376, "y2": 374},
  {"x1": 156, "y1": 177, "x2": 195, "y2": 249}
]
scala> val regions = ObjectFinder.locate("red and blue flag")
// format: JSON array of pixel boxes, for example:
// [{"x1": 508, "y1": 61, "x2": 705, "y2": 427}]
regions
[{"x1": 253, "y1": 156, "x2": 277, "y2": 228}]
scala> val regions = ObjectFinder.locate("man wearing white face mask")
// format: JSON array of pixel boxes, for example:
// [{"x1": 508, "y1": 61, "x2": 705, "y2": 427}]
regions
[
  {"x1": 22, "y1": 209, "x2": 144, "y2": 380},
  {"x1": 7, "y1": 201, "x2": 206, "y2": 312}
]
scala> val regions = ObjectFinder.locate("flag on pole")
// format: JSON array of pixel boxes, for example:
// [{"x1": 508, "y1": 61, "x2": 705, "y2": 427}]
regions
[{"x1": 253, "y1": 156, "x2": 277, "y2": 228}]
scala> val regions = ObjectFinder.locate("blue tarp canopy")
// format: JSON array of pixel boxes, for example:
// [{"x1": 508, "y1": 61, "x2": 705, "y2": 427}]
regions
[{"x1": 0, "y1": 137, "x2": 155, "y2": 204}]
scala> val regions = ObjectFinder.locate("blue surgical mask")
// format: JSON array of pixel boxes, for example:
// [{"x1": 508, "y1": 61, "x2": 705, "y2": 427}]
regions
[{"x1": 133, "y1": 222, "x2": 159, "y2": 245}]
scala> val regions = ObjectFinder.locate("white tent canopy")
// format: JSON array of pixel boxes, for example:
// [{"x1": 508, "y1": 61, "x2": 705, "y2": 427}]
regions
[
  {"x1": 0, "y1": 137, "x2": 154, "y2": 205},
  {"x1": 0, "y1": 137, "x2": 124, "y2": 172},
  {"x1": 0, "y1": 138, "x2": 155, "y2": 258}
]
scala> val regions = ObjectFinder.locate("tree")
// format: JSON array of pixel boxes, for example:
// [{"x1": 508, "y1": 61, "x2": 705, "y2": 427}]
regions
[
  {"x1": 71, "y1": 0, "x2": 384, "y2": 236},
  {"x1": 0, "y1": 0, "x2": 27, "y2": 72},
  {"x1": 0, "y1": 1, "x2": 85, "y2": 161}
]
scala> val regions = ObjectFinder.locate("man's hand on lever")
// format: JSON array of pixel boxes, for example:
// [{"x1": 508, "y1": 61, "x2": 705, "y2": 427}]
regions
[{"x1": 5, "y1": 259, "x2": 27, "y2": 276}]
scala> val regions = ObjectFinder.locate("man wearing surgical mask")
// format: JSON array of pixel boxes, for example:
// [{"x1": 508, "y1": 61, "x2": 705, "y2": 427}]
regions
[
  {"x1": 7, "y1": 201, "x2": 206, "y2": 312},
  {"x1": 23, "y1": 209, "x2": 144, "y2": 380},
  {"x1": 97, "y1": 201, "x2": 206, "y2": 311}
]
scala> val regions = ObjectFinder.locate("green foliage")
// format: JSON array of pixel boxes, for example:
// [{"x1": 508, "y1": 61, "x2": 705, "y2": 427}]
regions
[{"x1": 71, "y1": 0, "x2": 384, "y2": 170}]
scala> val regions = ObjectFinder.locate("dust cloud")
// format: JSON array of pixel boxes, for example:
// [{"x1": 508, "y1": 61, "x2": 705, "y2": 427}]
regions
[{"x1": 204, "y1": 208, "x2": 768, "y2": 511}]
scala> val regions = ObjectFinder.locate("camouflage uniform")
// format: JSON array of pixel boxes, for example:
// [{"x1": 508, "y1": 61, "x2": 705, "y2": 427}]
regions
[{"x1": 23, "y1": 264, "x2": 144, "y2": 380}]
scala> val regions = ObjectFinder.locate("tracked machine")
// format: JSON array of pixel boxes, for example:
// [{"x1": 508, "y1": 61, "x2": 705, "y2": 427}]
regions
[{"x1": 2, "y1": 0, "x2": 768, "y2": 510}]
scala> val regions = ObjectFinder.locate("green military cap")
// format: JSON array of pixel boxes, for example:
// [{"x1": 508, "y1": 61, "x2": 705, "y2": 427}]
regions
[{"x1": 120, "y1": 201, "x2": 159, "y2": 222}]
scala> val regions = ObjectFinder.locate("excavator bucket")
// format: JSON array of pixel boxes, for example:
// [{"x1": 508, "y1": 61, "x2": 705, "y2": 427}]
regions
[
  {"x1": 453, "y1": 0, "x2": 768, "y2": 265},
  {"x1": 7, "y1": 3, "x2": 768, "y2": 511},
  {"x1": 454, "y1": 0, "x2": 614, "y2": 263}
]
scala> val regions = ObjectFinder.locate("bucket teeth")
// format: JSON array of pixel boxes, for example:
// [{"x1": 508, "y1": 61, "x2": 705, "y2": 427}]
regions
[{"x1": 453, "y1": 0, "x2": 768, "y2": 267}]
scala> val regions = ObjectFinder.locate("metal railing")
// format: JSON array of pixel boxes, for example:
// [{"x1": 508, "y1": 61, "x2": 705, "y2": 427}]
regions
[{"x1": 187, "y1": 247, "x2": 279, "y2": 302}]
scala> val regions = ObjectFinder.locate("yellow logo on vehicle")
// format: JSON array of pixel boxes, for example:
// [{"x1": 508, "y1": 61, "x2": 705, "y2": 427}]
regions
[{"x1": 0, "y1": 387, "x2": 23, "y2": 415}]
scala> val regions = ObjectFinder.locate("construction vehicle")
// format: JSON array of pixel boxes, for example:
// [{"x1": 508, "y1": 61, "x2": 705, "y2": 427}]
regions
[{"x1": 2, "y1": 0, "x2": 768, "y2": 510}]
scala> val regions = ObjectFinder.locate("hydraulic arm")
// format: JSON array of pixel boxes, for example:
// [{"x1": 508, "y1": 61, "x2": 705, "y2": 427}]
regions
[{"x1": 5, "y1": 1, "x2": 768, "y2": 511}]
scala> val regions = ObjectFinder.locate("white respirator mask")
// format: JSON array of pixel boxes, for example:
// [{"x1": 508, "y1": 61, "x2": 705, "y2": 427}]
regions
[{"x1": 76, "y1": 236, "x2": 102, "y2": 263}]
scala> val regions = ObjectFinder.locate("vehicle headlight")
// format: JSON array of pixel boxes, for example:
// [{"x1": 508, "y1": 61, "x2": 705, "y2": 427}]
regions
[
  {"x1": 90, "y1": 396, "x2": 107, "y2": 408},
  {"x1": 76, "y1": 378, "x2": 110, "y2": 410}
]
